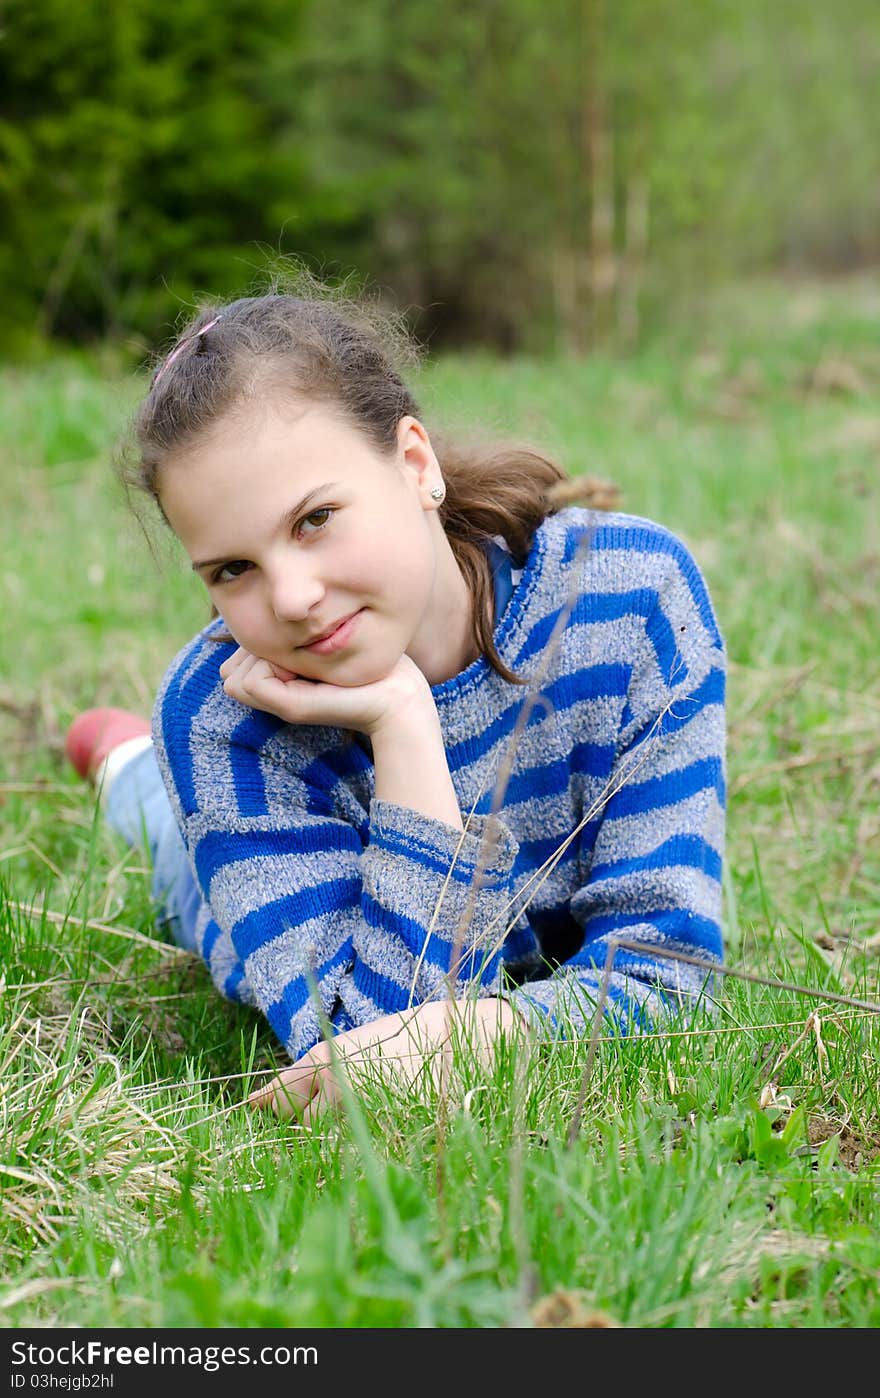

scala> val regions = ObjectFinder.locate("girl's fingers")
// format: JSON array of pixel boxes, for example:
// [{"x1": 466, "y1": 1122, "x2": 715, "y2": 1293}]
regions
[
  {"x1": 230, "y1": 670, "x2": 319, "y2": 724},
  {"x1": 220, "y1": 648, "x2": 298, "y2": 687},
  {"x1": 223, "y1": 653, "x2": 272, "y2": 702},
  {"x1": 237, "y1": 657, "x2": 272, "y2": 689},
  {"x1": 220, "y1": 654, "x2": 261, "y2": 692},
  {"x1": 218, "y1": 646, "x2": 249, "y2": 678},
  {"x1": 221, "y1": 650, "x2": 305, "y2": 718},
  {"x1": 300, "y1": 1085, "x2": 340, "y2": 1130},
  {"x1": 248, "y1": 1068, "x2": 310, "y2": 1117},
  {"x1": 247, "y1": 1048, "x2": 331, "y2": 1118}
]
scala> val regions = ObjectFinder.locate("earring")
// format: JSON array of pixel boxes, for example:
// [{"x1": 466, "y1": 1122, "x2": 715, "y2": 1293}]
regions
[{"x1": 430, "y1": 485, "x2": 445, "y2": 501}]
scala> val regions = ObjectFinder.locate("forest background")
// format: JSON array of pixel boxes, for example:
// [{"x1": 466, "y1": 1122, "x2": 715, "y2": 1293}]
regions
[{"x1": 3, "y1": 0, "x2": 879, "y2": 356}]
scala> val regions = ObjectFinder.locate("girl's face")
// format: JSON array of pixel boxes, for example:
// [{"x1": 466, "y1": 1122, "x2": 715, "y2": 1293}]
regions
[{"x1": 158, "y1": 401, "x2": 474, "y2": 687}]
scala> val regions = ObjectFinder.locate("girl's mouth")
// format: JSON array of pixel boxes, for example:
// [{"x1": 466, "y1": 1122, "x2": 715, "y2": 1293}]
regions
[{"x1": 301, "y1": 609, "x2": 363, "y2": 655}]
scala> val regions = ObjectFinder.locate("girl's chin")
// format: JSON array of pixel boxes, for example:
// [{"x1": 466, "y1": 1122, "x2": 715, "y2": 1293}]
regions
[
  {"x1": 320, "y1": 664, "x2": 396, "y2": 689},
  {"x1": 302, "y1": 652, "x2": 405, "y2": 689}
]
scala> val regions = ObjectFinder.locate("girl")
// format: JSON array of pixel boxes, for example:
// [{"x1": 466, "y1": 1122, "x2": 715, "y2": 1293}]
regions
[{"x1": 67, "y1": 286, "x2": 726, "y2": 1122}]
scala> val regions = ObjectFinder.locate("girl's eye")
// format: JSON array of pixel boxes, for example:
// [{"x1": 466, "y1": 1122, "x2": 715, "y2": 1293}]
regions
[
  {"x1": 298, "y1": 507, "x2": 333, "y2": 536},
  {"x1": 212, "y1": 560, "x2": 253, "y2": 585}
]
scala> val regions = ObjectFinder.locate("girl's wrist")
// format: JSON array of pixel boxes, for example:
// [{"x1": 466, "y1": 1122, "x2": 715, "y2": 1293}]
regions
[
  {"x1": 369, "y1": 701, "x2": 462, "y2": 830},
  {"x1": 366, "y1": 688, "x2": 439, "y2": 744}
]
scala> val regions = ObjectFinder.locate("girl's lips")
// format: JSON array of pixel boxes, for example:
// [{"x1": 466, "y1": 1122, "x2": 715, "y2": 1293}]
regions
[{"x1": 301, "y1": 609, "x2": 363, "y2": 655}]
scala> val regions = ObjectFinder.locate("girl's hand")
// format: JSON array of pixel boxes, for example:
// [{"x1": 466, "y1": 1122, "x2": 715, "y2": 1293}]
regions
[
  {"x1": 248, "y1": 998, "x2": 524, "y2": 1127},
  {"x1": 218, "y1": 647, "x2": 432, "y2": 738}
]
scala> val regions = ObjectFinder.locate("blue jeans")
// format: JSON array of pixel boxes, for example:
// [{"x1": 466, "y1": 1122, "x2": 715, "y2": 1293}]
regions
[{"x1": 104, "y1": 746, "x2": 201, "y2": 952}]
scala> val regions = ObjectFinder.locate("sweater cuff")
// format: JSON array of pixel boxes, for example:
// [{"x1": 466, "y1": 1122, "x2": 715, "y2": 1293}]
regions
[
  {"x1": 360, "y1": 800, "x2": 520, "y2": 996},
  {"x1": 499, "y1": 988, "x2": 563, "y2": 1041},
  {"x1": 503, "y1": 972, "x2": 675, "y2": 1040},
  {"x1": 368, "y1": 799, "x2": 519, "y2": 888}
]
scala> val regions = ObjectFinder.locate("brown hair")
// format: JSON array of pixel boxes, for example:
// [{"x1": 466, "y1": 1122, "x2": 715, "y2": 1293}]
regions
[{"x1": 126, "y1": 276, "x2": 618, "y2": 684}]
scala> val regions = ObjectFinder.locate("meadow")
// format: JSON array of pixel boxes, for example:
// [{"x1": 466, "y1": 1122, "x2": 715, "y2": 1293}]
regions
[{"x1": 1, "y1": 278, "x2": 878, "y2": 1328}]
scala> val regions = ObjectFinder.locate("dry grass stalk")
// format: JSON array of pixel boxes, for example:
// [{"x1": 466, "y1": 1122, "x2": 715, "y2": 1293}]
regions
[
  {"x1": 1, "y1": 1006, "x2": 201, "y2": 1260},
  {"x1": 730, "y1": 739, "x2": 880, "y2": 795},
  {"x1": 9, "y1": 900, "x2": 189, "y2": 957}
]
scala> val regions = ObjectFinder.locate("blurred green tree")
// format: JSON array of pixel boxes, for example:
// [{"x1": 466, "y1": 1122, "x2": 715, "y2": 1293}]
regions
[
  {"x1": 1, "y1": 0, "x2": 877, "y2": 352},
  {"x1": 0, "y1": 0, "x2": 317, "y2": 349},
  {"x1": 297, "y1": 0, "x2": 880, "y2": 349}
]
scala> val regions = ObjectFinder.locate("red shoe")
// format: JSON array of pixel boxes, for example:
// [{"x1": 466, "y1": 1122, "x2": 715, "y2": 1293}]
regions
[{"x1": 65, "y1": 707, "x2": 151, "y2": 780}]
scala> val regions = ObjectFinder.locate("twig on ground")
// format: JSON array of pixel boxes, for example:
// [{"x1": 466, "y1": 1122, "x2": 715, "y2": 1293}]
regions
[
  {"x1": 8, "y1": 900, "x2": 189, "y2": 957},
  {"x1": 731, "y1": 740, "x2": 880, "y2": 795}
]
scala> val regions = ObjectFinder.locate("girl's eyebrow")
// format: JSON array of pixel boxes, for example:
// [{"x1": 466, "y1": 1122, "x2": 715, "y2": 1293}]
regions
[{"x1": 191, "y1": 482, "x2": 340, "y2": 572}]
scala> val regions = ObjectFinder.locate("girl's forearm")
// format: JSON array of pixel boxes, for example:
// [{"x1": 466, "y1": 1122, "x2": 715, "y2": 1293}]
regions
[{"x1": 369, "y1": 704, "x2": 463, "y2": 831}]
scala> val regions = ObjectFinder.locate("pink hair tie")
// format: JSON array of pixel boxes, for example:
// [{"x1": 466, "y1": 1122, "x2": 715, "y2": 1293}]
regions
[{"x1": 152, "y1": 315, "x2": 222, "y2": 387}]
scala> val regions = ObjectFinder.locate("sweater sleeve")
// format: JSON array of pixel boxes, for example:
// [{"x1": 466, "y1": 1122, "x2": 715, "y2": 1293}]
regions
[
  {"x1": 504, "y1": 532, "x2": 726, "y2": 1037},
  {"x1": 152, "y1": 643, "x2": 519, "y2": 1062}
]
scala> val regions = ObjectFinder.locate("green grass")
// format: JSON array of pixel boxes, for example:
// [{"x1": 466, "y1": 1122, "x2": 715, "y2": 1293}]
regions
[{"x1": 1, "y1": 275, "x2": 879, "y2": 1327}]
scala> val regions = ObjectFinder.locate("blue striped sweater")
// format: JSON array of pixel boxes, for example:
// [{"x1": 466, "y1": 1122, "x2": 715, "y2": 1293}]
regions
[{"x1": 153, "y1": 509, "x2": 726, "y2": 1059}]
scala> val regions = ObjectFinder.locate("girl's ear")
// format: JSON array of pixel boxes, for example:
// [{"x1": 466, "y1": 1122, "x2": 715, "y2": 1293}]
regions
[{"x1": 396, "y1": 416, "x2": 443, "y2": 505}]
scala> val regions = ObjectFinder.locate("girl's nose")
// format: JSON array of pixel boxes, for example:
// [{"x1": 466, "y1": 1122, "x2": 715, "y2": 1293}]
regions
[{"x1": 268, "y1": 563, "x2": 325, "y2": 621}]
